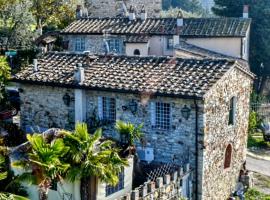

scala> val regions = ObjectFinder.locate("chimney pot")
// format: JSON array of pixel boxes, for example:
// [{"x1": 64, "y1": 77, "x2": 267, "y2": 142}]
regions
[
  {"x1": 140, "y1": 5, "x2": 147, "y2": 20},
  {"x1": 129, "y1": 6, "x2": 136, "y2": 21},
  {"x1": 33, "y1": 59, "x2": 38, "y2": 72},
  {"x1": 243, "y1": 5, "x2": 249, "y2": 18},
  {"x1": 177, "y1": 10, "x2": 184, "y2": 27}
]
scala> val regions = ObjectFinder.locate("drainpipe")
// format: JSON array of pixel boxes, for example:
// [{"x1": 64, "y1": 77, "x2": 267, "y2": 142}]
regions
[{"x1": 194, "y1": 98, "x2": 199, "y2": 200}]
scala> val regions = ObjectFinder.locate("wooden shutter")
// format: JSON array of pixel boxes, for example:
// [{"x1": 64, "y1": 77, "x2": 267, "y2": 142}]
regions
[
  {"x1": 150, "y1": 102, "x2": 156, "y2": 127},
  {"x1": 98, "y1": 96, "x2": 103, "y2": 120}
]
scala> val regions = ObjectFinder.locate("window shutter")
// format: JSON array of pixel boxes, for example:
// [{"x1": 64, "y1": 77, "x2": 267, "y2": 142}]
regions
[
  {"x1": 98, "y1": 96, "x2": 103, "y2": 120},
  {"x1": 150, "y1": 102, "x2": 156, "y2": 127}
]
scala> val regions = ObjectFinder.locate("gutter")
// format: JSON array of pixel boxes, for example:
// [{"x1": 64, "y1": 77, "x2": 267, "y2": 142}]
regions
[{"x1": 194, "y1": 98, "x2": 199, "y2": 200}]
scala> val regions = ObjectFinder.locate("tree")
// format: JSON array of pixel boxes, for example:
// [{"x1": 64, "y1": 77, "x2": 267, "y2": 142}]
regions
[
  {"x1": 62, "y1": 123, "x2": 129, "y2": 186},
  {"x1": 0, "y1": 155, "x2": 29, "y2": 200},
  {"x1": 31, "y1": 0, "x2": 79, "y2": 32},
  {"x1": 212, "y1": 0, "x2": 270, "y2": 77},
  {"x1": 115, "y1": 120, "x2": 143, "y2": 147},
  {"x1": 163, "y1": 0, "x2": 204, "y2": 14},
  {"x1": 0, "y1": 56, "x2": 10, "y2": 103},
  {"x1": 12, "y1": 134, "x2": 70, "y2": 200},
  {"x1": 0, "y1": 0, "x2": 35, "y2": 49}
]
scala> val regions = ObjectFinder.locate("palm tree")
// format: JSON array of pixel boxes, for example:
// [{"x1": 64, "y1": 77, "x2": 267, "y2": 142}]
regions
[
  {"x1": 0, "y1": 155, "x2": 29, "y2": 200},
  {"x1": 115, "y1": 120, "x2": 144, "y2": 154},
  {"x1": 12, "y1": 134, "x2": 70, "y2": 200},
  {"x1": 61, "y1": 123, "x2": 129, "y2": 198}
]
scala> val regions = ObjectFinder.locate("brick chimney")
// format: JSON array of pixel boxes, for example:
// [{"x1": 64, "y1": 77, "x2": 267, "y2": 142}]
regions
[{"x1": 243, "y1": 5, "x2": 249, "y2": 18}]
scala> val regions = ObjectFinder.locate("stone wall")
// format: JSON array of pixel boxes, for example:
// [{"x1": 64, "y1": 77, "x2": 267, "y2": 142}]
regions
[
  {"x1": 85, "y1": 0, "x2": 162, "y2": 18},
  {"x1": 19, "y1": 84, "x2": 204, "y2": 166},
  {"x1": 202, "y1": 68, "x2": 253, "y2": 199},
  {"x1": 17, "y1": 65, "x2": 252, "y2": 199},
  {"x1": 19, "y1": 85, "x2": 75, "y2": 132},
  {"x1": 65, "y1": 35, "x2": 125, "y2": 54}
]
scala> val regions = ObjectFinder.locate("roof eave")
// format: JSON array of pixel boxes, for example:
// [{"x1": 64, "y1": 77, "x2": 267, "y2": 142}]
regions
[{"x1": 11, "y1": 79, "x2": 204, "y2": 100}]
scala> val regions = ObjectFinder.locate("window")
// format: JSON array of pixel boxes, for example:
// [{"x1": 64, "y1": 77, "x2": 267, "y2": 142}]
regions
[
  {"x1": 228, "y1": 97, "x2": 237, "y2": 125},
  {"x1": 106, "y1": 169, "x2": 124, "y2": 196},
  {"x1": 134, "y1": 49, "x2": 140, "y2": 55},
  {"x1": 224, "y1": 144, "x2": 232, "y2": 169},
  {"x1": 151, "y1": 102, "x2": 171, "y2": 130},
  {"x1": 98, "y1": 97, "x2": 116, "y2": 122},
  {"x1": 166, "y1": 37, "x2": 174, "y2": 50},
  {"x1": 108, "y1": 39, "x2": 121, "y2": 53},
  {"x1": 75, "y1": 37, "x2": 85, "y2": 51}
]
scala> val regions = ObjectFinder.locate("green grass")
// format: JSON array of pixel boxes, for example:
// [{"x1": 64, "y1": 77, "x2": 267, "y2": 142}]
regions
[
  {"x1": 248, "y1": 134, "x2": 270, "y2": 148},
  {"x1": 245, "y1": 188, "x2": 270, "y2": 200}
]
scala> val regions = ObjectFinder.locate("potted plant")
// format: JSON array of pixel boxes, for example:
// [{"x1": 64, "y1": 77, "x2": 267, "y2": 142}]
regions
[{"x1": 115, "y1": 120, "x2": 144, "y2": 155}]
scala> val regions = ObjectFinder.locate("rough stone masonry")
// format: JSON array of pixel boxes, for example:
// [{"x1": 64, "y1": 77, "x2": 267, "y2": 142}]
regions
[{"x1": 84, "y1": 0, "x2": 162, "y2": 17}]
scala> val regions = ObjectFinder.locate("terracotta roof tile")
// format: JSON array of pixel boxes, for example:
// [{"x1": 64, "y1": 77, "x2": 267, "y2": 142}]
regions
[
  {"x1": 13, "y1": 52, "x2": 242, "y2": 99},
  {"x1": 61, "y1": 17, "x2": 251, "y2": 37}
]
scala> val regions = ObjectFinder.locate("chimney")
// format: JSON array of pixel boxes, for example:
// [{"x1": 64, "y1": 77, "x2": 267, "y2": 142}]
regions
[
  {"x1": 75, "y1": 63, "x2": 85, "y2": 84},
  {"x1": 76, "y1": 5, "x2": 82, "y2": 19},
  {"x1": 177, "y1": 11, "x2": 183, "y2": 27},
  {"x1": 33, "y1": 59, "x2": 38, "y2": 72},
  {"x1": 129, "y1": 6, "x2": 136, "y2": 21},
  {"x1": 243, "y1": 5, "x2": 249, "y2": 18},
  {"x1": 140, "y1": 5, "x2": 147, "y2": 20}
]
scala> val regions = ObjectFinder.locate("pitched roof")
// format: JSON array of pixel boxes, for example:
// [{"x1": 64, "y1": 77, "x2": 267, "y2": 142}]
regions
[
  {"x1": 12, "y1": 53, "x2": 252, "y2": 99},
  {"x1": 61, "y1": 17, "x2": 251, "y2": 38},
  {"x1": 175, "y1": 41, "x2": 249, "y2": 68}
]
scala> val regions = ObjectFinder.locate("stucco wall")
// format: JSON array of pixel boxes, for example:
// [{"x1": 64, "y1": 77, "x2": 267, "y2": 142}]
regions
[
  {"x1": 202, "y1": 68, "x2": 253, "y2": 199},
  {"x1": 186, "y1": 37, "x2": 242, "y2": 59},
  {"x1": 96, "y1": 157, "x2": 134, "y2": 200},
  {"x1": 125, "y1": 43, "x2": 149, "y2": 56},
  {"x1": 149, "y1": 36, "x2": 173, "y2": 56}
]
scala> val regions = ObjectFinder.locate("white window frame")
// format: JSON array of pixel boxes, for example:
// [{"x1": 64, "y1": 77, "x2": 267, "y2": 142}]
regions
[
  {"x1": 108, "y1": 38, "x2": 121, "y2": 53},
  {"x1": 75, "y1": 37, "x2": 85, "y2": 51},
  {"x1": 98, "y1": 96, "x2": 116, "y2": 122},
  {"x1": 151, "y1": 102, "x2": 171, "y2": 130},
  {"x1": 166, "y1": 36, "x2": 174, "y2": 50}
]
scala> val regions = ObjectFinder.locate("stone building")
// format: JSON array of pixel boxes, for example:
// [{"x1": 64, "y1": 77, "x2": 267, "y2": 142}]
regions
[
  {"x1": 84, "y1": 0, "x2": 162, "y2": 18},
  {"x1": 12, "y1": 52, "x2": 254, "y2": 199},
  {"x1": 60, "y1": 8, "x2": 251, "y2": 59}
]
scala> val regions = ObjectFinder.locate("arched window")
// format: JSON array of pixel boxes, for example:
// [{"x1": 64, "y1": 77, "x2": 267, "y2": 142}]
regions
[
  {"x1": 224, "y1": 144, "x2": 232, "y2": 169},
  {"x1": 134, "y1": 49, "x2": 140, "y2": 55}
]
